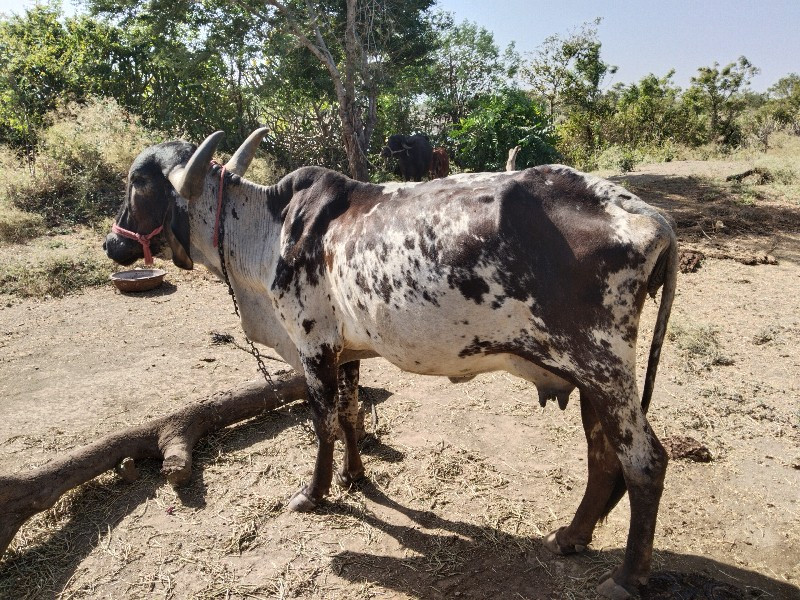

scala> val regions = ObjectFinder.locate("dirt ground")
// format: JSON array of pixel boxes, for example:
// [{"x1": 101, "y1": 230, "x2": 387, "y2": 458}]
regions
[{"x1": 1, "y1": 158, "x2": 799, "y2": 599}]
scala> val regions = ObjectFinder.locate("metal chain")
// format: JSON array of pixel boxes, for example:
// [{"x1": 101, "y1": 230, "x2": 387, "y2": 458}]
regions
[{"x1": 215, "y1": 167, "x2": 281, "y2": 400}]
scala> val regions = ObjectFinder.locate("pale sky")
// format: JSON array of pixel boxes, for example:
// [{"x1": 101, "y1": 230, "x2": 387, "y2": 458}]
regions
[
  {"x1": 2, "y1": 0, "x2": 798, "y2": 92},
  {"x1": 437, "y1": 0, "x2": 800, "y2": 92}
]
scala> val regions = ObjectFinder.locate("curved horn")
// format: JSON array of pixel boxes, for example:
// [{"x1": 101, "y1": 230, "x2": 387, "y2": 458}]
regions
[
  {"x1": 168, "y1": 130, "x2": 225, "y2": 201},
  {"x1": 225, "y1": 127, "x2": 268, "y2": 176}
]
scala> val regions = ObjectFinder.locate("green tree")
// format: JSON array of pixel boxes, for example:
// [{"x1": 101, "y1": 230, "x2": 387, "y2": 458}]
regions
[
  {"x1": 0, "y1": 5, "x2": 77, "y2": 155},
  {"x1": 766, "y1": 73, "x2": 800, "y2": 131},
  {"x1": 609, "y1": 71, "x2": 702, "y2": 147},
  {"x1": 226, "y1": 0, "x2": 437, "y2": 180},
  {"x1": 426, "y1": 17, "x2": 518, "y2": 129},
  {"x1": 522, "y1": 19, "x2": 616, "y2": 165},
  {"x1": 449, "y1": 88, "x2": 557, "y2": 172},
  {"x1": 689, "y1": 56, "x2": 759, "y2": 145}
]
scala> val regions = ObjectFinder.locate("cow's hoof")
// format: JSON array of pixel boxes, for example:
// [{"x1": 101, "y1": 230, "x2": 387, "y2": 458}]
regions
[
  {"x1": 287, "y1": 489, "x2": 318, "y2": 512},
  {"x1": 542, "y1": 527, "x2": 587, "y2": 555},
  {"x1": 597, "y1": 571, "x2": 638, "y2": 600},
  {"x1": 335, "y1": 469, "x2": 365, "y2": 489}
]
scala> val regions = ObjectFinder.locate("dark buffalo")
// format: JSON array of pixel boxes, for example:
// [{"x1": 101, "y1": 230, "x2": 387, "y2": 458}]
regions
[
  {"x1": 105, "y1": 129, "x2": 678, "y2": 600},
  {"x1": 381, "y1": 133, "x2": 433, "y2": 181}
]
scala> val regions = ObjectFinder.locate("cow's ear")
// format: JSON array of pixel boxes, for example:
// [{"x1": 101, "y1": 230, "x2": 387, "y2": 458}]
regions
[{"x1": 165, "y1": 203, "x2": 193, "y2": 270}]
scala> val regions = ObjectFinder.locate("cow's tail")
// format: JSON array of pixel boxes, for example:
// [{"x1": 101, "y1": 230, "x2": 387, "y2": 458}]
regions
[
  {"x1": 641, "y1": 222, "x2": 679, "y2": 414},
  {"x1": 599, "y1": 215, "x2": 678, "y2": 521}
]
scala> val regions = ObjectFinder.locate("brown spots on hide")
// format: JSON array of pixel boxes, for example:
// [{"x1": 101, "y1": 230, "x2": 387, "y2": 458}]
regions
[
  {"x1": 377, "y1": 274, "x2": 393, "y2": 303},
  {"x1": 302, "y1": 319, "x2": 316, "y2": 334},
  {"x1": 355, "y1": 272, "x2": 371, "y2": 295},
  {"x1": 422, "y1": 291, "x2": 439, "y2": 306},
  {"x1": 447, "y1": 273, "x2": 489, "y2": 304}
]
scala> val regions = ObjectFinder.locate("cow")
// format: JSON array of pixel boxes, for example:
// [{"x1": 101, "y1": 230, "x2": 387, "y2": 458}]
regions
[
  {"x1": 429, "y1": 147, "x2": 450, "y2": 179},
  {"x1": 381, "y1": 133, "x2": 433, "y2": 181},
  {"x1": 104, "y1": 129, "x2": 678, "y2": 600}
]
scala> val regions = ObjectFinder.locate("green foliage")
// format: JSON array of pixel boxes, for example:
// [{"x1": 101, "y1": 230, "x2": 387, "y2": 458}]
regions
[
  {"x1": 1, "y1": 98, "x2": 161, "y2": 226},
  {"x1": 596, "y1": 145, "x2": 639, "y2": 172},
  {"x1": 425, "y1": 17, "x2": 518, "y2": 130},
  {"x1": 689, "y1": 56, "x2": 759, "y2": 146},
  {"x1": 450, "y1": 89, "x2": 558, "y2": 172}
]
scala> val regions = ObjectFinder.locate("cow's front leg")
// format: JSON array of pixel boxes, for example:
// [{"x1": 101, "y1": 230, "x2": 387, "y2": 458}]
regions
[
  {"x1": 335, "y1": 360, "x2": 365, "y2": 487},
  {"x1": 287, "y1": 350, "x2": 339, "y2": 512}
]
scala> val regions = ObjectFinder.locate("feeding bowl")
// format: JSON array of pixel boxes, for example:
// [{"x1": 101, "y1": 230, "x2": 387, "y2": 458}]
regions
[{"x1": 110, "y1": 268, "x2": 166, "y2": 293}]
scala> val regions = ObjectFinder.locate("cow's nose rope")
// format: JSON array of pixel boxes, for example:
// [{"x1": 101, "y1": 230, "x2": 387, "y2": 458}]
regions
[{"x1": 111, "y1": 223, "x2": 163, "y2": 265}]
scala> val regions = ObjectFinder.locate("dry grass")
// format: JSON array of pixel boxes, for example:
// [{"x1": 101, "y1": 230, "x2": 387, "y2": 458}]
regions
[
  {"x1": 667, "y1": 321, "x2": 735, "y2": 370},
  {"x1": 0, "y1": 227, "x2": 116, "y2": 298}
]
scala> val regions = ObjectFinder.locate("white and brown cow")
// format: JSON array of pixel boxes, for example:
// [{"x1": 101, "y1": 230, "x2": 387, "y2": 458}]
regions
[{"x1": 105, "y1": 129, "x2": 678, "y2": 599}]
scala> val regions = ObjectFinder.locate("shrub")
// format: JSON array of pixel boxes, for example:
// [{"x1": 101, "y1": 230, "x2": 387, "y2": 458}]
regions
[
  {"x1": 0, "y1": 202, "x2": 45, "y2": 244},
  {"x1": 597, "y1": 145, "x2": 640, "y2": 172},
  {"x1": 0, "y1": 98, "x2": 162, "y2": 227}
]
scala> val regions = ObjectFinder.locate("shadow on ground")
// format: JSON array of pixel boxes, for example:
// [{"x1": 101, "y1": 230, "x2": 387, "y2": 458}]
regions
[
  {"x1": 612, "y1": 172, "x2": 800, "y2": 264},
  {"x1": 328, "y1": 481, "x2": 799, "y2": 599}
]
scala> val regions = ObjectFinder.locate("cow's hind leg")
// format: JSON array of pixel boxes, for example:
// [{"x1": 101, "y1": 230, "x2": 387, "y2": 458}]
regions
[
  {"x1": 335, "y1": 360, "x2": 365, "y2": 487},
  {"x1": 543, "y1": 389, "x2": 625, "y2": 555},
  {"x1": 287, "y1": 352, "x2": 339, "y2": 512},
  {"x1": 587, "y1": 384, "x2": 668, "y2": 599}
]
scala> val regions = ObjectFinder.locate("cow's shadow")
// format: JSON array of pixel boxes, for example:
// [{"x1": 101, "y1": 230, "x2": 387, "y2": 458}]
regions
[{"x1": 325, "y1": 481, "x2": 798, "y2": 600}]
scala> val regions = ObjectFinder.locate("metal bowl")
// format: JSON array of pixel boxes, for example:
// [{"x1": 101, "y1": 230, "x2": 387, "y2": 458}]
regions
[{"x1": 109, "y1": 268, "x2": 167, "y2": 293}]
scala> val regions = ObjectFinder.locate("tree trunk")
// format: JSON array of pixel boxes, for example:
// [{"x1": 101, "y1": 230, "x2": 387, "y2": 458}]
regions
[{"x1": 0, "y1": 375, "x2": 307, "y2": 559}]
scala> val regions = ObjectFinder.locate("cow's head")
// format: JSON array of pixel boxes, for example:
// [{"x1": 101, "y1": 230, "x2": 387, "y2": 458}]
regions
[{"x1": 104, "y1": 128, "x2": 267, "y2": 269}]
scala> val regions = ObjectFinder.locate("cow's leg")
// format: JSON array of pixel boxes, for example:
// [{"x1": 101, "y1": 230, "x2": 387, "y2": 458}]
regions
[
  {"x1": 287, "y1": 351, "x2": 339, "y2": 512},
  {"x1": 587, "y1": 384, "x2": 668, "y2": 599},
  {"x1": 543, "y1": 390, "x2": 624, "y2": 555},
  {"x1": 335, "y1": 360, "x2": 365, "y2": 487}
]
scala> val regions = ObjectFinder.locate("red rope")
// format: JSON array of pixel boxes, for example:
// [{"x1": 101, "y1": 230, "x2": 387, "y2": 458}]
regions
[{"x1": 111, "y1": 223, "x2": 163, "y2": 265}]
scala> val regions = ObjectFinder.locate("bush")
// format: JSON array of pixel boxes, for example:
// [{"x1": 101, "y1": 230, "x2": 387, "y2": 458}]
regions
[
  {"x1": 0, "y1": 98, "x2": 163, "y2": 227},
  {"x1": 450, "y1": 89, "x2": 559, "y2": 172},
  {"x1": 597, "y1": 145, "x2": 640, "y2": 172}
]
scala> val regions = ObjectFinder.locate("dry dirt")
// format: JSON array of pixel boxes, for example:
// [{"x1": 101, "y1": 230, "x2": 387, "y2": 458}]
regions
[{"x1": 1, "y1": 159, "x2": 799, "y2": 600}]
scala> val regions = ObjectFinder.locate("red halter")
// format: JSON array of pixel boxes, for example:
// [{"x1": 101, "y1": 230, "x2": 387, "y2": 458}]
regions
[{"x1": 111, "y1": 223, "x2": 163, "y2": 265}]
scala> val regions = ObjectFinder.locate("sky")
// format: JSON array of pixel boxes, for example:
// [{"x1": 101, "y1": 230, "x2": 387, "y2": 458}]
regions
[
  {"x1": 1, "y1": 0, "x2": 798, "y2": 92},
  {"x1": 437, "y1": 0, "x2": 800, "y2": 92}
]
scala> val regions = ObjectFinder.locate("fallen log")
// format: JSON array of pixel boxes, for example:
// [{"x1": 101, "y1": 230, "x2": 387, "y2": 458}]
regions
[
  {"x1": 0, "y1": 374, "x2": 307, "y2": 559},
  {"x1": 725, "y1": 167, "x2": 773, "y2": 184}
]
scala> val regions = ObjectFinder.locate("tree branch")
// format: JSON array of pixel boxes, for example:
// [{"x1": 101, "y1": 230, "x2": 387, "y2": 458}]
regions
[{"x1": 0, "y1": 374, "x2": 307, "y2": 559}]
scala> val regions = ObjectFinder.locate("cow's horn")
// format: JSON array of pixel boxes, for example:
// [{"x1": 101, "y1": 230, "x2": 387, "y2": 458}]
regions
[
  {"x1": 168, "y1": 130, "x2": 225, "y2": 201},
  {"x1": 225, "y1": 127, "x2": 268, "y2": 176}
]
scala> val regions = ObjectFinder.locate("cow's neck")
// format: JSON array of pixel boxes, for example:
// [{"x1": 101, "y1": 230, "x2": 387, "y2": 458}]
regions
[
  {"x1": 184, "y1": 173, "x2": 303, "y2": 372},
  {"x1": 185, "y1": 173, "x2": 280, "y2": 280}
]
